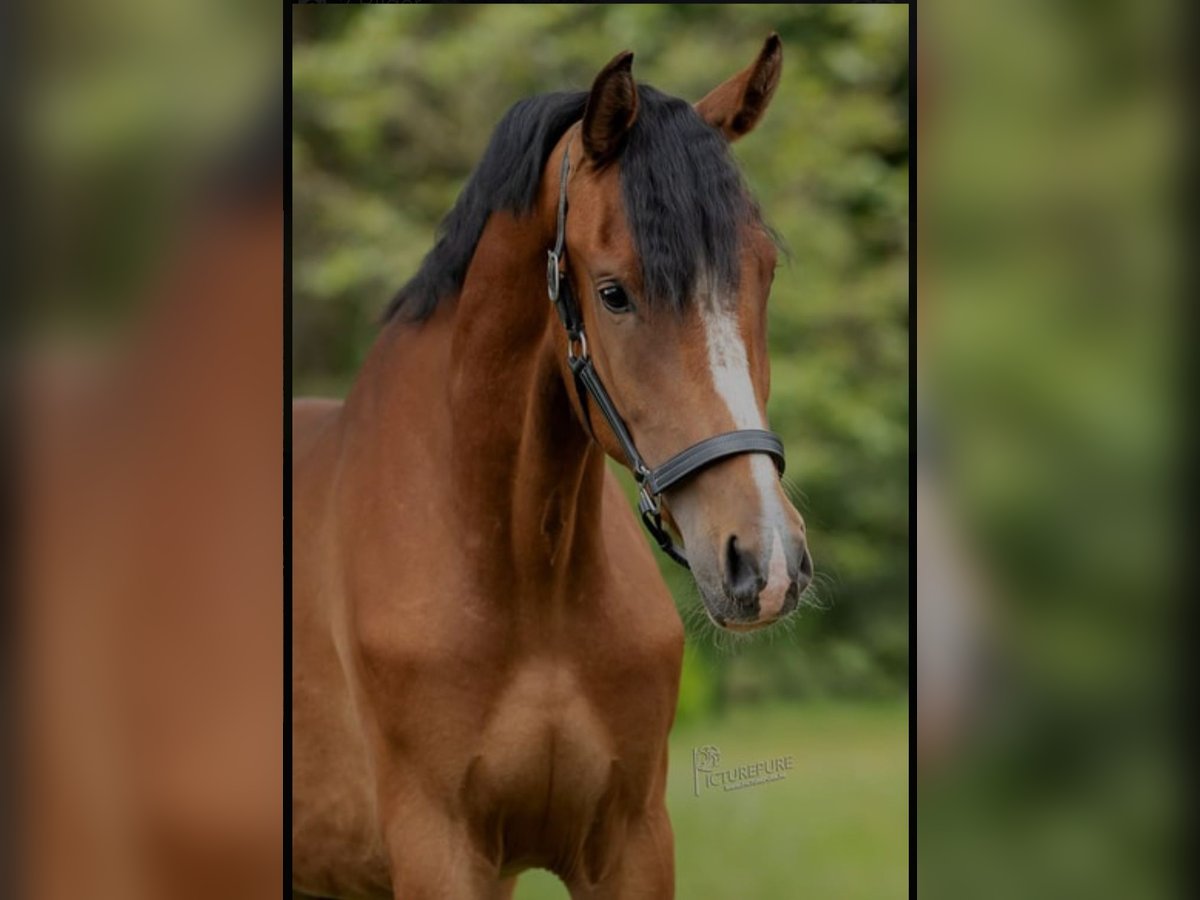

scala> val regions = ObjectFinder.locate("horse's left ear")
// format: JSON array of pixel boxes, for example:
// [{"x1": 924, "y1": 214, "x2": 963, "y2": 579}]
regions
[
  {"x1": 582, "y1": 51, "x2": 639, "y2": 163},
  {"x1": 695, "y1": 33, "x2": 782, "y2": 142}
]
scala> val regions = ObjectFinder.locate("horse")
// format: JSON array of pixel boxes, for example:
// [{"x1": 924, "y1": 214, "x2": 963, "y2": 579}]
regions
[{"x1": 292, "y1": 35, "x2": 811, "y2": 899}]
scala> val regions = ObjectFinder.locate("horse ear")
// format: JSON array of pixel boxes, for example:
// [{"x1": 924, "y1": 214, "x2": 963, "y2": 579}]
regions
[
  {"x1": 582, "y1": 51, "x2": 638, "y2": 163},
  {"x1": 695, "y1": 33, "x2": 782, "y2": 142}
]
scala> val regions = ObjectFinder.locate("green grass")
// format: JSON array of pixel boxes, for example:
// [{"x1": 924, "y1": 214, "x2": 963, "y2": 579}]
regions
[{"x1": 515, "y1": 701, "x2": 908, "y2": 899}]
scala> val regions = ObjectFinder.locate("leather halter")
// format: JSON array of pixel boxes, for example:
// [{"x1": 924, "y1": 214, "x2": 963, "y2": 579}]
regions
[{"x1": 546, "y1": 137, "x2": 786, "y2": 569}]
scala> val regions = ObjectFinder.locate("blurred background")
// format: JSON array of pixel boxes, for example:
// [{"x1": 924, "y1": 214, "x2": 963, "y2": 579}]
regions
[
  {"x1": 918, "y1": 0, "x2": 1185, "y2": 898},
  {"x1": 11, "y1": 1, "x2": 281, "y2": 898},
  {"x1": 293, "y1": 5, "x2": 909, "y2": 899}
]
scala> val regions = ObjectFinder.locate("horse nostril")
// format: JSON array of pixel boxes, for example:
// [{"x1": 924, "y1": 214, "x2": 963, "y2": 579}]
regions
[
  {"x1": 723, "y1": 535, "x2": 762, "y2": 609},
  {"x1": 795, "y1": 545, "x2": 814, "y2": 595}
]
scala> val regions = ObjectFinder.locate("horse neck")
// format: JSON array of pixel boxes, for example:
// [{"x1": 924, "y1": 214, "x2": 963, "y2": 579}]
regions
[
  {"x1": 354, "y1": 207, "x2": 610, "y2": 590},
  {"x1": 450, "y1": 210, "x2": 610, "y2": 585}
]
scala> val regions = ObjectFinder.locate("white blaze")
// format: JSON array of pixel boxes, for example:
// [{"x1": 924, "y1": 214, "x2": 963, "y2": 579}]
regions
[{"x1": 701, "y1": 297, "x2": 792, "y2": 618}]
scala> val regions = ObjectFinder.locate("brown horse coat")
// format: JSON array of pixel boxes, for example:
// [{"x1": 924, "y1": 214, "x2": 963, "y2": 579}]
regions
[
  {"x1": 292, "y1": 213, "x2": 684, "y2": 897},
  {"x1": 293, "y1": 36, "x2": 801, "y2": 899}
]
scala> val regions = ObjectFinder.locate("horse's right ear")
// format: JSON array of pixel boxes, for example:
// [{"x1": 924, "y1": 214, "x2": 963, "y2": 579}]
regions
[
  {"x1": 695, "y1": 33, "x2": 782, "y2": 141},
  {"x1": 582, "y1": 51, "x2": 638, "y2": 164}
]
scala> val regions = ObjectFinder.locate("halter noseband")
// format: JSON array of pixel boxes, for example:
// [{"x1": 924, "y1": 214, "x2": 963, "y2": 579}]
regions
[{"x1": 546, "y1": 136, "x2": 786, "y2": 569}]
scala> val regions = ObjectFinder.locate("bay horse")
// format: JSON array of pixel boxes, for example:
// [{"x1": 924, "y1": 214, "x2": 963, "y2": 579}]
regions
[{"x1": 293, "y1": 35, "x2": 811, "y2": 899}]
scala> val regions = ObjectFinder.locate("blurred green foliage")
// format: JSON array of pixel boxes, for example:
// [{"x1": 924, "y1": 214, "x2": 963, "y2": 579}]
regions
[
  {"x1": 919, "y1": 0, "x2": 1178, "y2": 897},
  {"x1": 27, "y1": 0, "x2": 279, "y2": 331},
  {"x1": 293, "y1": 4, "x2": 910, "y2": 705}
]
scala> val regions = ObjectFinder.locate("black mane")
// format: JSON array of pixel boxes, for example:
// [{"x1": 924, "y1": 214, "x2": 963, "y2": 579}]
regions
[
  {"x1": 385, "y1": 84, "x2": 759, "y2": 322},
  {"x1": 620, "y1": 85, "x2": 758, "y2": 309}
]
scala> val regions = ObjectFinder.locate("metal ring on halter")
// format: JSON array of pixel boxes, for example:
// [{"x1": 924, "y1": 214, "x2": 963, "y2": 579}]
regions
[
  {"x1": 546, "y1": 251, "x2": 561, "y2": 302},
  {"x1": 567, "y1": 330, "x2": 588, "y2": 362}
]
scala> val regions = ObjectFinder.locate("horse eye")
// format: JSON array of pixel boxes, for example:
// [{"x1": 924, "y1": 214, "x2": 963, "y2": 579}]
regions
[{"x1": 598, "y1": 284, "x2": 633, "y2": 314}]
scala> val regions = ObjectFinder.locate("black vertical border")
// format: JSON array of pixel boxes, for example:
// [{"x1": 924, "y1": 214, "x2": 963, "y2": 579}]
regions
[
  {"x1": 283, "y1": 1, "x2": 294, "y2": 896},
  {"x1": 1178, "y1": 0, "x2": 1197, "y2": 889},
  {"x1": 0, "y1": 0, "x2": 23, "y2": 893},
  {"x1": 907, "y1": 1, "x2": 917, "y2": 897}
]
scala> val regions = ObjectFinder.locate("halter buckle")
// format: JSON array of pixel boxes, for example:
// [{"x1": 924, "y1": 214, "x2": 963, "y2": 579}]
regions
[
  {"x1": 547, "y1": 251, "x2": 561, "y2": 303},
  {"x1": 566, "y1": 329, "x2": 588, "y2": 362},
  {"x1": 637, "y1": 483, "x2": 659, "y2": 517}
]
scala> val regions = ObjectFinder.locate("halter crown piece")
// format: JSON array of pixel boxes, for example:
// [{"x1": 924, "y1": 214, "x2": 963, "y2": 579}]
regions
[{"x1": 546, "y1": 136, "x2": 787, "y2": 570}]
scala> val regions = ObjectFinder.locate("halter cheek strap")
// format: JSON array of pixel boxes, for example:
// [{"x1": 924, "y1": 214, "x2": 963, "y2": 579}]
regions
[{"x1": 546, "y1": 137, "x2": 786, "y2": 570}]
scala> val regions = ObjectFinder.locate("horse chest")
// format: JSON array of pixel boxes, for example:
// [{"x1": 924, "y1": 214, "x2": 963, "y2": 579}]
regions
[
  {"x1": 470, "y1": 660, "x2": 618, "y2": 805},
  {"x1": 456, "y1": 655, "x2": 661, "y2": 866},
  {"x1": 348, "y1": 549, "x2": 682, "y2": 873}
]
